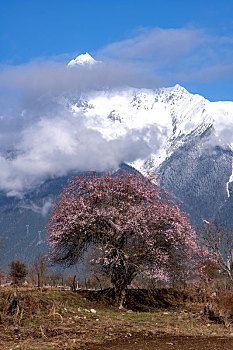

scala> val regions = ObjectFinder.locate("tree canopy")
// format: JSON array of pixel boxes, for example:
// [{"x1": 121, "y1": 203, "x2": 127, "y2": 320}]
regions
[{"x1": 47, "y1": 172, "x2": 207, "y2": 295}]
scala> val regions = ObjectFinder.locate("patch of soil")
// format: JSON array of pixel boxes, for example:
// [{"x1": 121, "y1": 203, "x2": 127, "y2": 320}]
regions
[{"x1": 84, "y1": 332, "x2": 233, "y2": 350}]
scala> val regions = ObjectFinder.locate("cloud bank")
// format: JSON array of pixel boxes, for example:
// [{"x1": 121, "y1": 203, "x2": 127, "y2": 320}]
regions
[
  {"x1": 0, "y1": 52, "x2": 166, "y2": 196},
  {"x1": 0, "y1": 59, "x2": 166, "y2": 196},
  {"x1": 1, "y1": 26, "x2": 233, "y2": 196},
  {"x1": 0, "y1": 108, "x2": 164, "y2": 196}
]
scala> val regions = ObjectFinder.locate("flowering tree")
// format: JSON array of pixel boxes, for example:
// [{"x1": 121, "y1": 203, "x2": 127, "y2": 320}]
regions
[{"x1": 47, "y1": 172, "x2": 205, "y2": 300}]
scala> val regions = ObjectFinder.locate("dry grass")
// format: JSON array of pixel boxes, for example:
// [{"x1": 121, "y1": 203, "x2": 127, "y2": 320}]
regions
[{"x1": 0, "y1": 286, "x2": 232, "y2": 349}]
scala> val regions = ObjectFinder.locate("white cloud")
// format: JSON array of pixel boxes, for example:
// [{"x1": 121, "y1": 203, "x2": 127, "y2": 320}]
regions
[
  {"x1": 0, "y1": 108, "x2": 165, "y2": 196},
  {"x1": 20, "y1": 198, "x2": 53, "y2": 216},
  {"x1": 98, "y1": 27, "x2": 233, "y2": 83},
  {"x1": 99, "y1": 27, "x2": 205, "y2": 62}
]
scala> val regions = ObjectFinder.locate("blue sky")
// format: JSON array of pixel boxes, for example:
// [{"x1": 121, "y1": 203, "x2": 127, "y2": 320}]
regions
[{"x1": 1, "y1": 0, "x2": 233, "y2": 100}]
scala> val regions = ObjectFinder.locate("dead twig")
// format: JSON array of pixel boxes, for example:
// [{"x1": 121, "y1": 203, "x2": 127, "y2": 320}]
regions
[
  {"x1": 40, "y1": 325, "x2": 47, "y2": 338},
  {"x1": 49, "y1": 304, "x2": 63, "y2": 322}
]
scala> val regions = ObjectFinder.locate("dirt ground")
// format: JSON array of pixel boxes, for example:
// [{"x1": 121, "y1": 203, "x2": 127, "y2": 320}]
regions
[{"x1": 85, "y1": 333, "x2": 233, "y2": 350}]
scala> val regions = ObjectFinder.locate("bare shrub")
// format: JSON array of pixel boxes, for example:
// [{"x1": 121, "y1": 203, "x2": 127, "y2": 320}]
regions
[
  {"x1": 9, "y1": 260, "x2": 27, "y2": 285},
  {"x1": 212, "y1": 293, "x2": 233, "y2": 327}
]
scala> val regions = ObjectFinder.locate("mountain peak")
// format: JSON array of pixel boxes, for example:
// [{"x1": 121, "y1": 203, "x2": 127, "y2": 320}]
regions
[
  {"x1": 164, "y1": 84, "x2": 189, "y2": 94},
  {"x1": 67, "y1": 53, "x2": 98, "y2": 67},
  {"x1": 173, "y1": 83, "x2": 186, "y2": 91}
]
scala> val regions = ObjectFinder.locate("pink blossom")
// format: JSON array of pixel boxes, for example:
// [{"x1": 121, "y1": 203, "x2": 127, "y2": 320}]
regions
[{"x1": 47, "y1": 171, "x2": 209, "y2": 291}]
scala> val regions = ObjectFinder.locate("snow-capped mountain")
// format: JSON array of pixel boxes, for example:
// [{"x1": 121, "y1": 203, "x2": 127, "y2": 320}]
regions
[
  {"x1": 67, "y1": 52, "x2": 100, "y2": 67},
  {"x1": 64, "y1": 83, "x2": 232, "y2": 175},
  {"x1": 62, "y1": 80, "x2": 233, "y2": 224},
  {"x1": 1, "y1": 53, "x2": 233, "y2": 265}
]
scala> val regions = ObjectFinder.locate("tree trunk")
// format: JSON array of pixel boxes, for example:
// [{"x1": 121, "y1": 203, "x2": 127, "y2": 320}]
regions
[
  {"x1": 118, "y1": 289, "x2": 126, "y2": 309},
  {"x1": 72, "y1": 275, "x2": 77, "y2": 291}
]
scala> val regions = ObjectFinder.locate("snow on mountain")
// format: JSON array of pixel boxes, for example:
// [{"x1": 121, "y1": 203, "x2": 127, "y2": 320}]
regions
[
  {"x1": 67, "y1": 53, "x2": 99, "y2": 67},
  {"x1": 66, "y1": 83, "x2": 233, "y2": 172}
]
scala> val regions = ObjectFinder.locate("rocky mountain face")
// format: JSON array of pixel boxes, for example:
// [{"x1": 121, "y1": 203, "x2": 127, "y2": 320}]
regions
[{"x1": 1, "y1": 64, "x2": 233, "y2": 264}]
